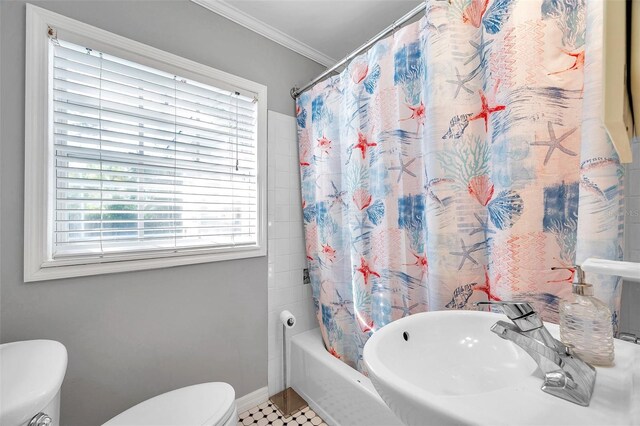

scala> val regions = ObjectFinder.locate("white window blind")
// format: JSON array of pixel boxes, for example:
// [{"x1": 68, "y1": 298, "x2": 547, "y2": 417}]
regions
[{"x1": 52, "y1": 39, "x2": 259, "y2": 260}]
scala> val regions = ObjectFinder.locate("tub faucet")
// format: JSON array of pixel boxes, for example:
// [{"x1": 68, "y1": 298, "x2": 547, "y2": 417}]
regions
[{"x1": 475, "y1": 301, "x2": 596, "y2": 407}]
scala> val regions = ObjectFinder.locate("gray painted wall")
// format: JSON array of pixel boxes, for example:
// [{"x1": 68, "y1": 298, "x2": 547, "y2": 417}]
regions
[{"x1": 0, "y1": 1, "x2": 324, "y2": 425}]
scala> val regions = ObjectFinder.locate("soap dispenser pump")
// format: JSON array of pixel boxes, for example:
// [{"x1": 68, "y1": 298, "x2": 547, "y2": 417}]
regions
[{"x1": 553, "y1": 265, "x2": 615, "y2": 366}]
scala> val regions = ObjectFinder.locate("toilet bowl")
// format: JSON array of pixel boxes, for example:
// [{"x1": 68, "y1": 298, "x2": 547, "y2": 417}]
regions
[{"x1": 103, "y1": 382, "x2": 236, "y2": 426}]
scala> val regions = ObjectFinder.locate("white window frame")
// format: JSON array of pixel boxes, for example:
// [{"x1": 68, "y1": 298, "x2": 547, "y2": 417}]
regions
[{"x1": 24, "y1": 4, "x2": 267, "y2": 282}]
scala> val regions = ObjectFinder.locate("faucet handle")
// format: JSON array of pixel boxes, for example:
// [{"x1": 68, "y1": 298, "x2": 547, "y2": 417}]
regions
[
  {"x1": 475, "y1": 301, "x2": 543, "y2": 331},
  {"x1": 475, "y1": 301, "x2": 534, "y2": 318}
]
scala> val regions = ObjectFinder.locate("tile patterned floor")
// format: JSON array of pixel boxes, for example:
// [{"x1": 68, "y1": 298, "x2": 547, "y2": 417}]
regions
[{"x1": 238, "y1": 400, "x2": 327, "y2": 426}]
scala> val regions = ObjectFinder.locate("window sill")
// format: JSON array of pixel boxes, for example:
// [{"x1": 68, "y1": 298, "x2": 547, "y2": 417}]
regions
[{"x1": 25, "y1": 246, "x2": 266, "y2": 282}]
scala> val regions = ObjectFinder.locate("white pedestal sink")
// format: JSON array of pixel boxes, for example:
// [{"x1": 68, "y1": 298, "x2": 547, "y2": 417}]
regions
[{"x1": 363, "y1": 311, "x2": 640, "y2": 426}]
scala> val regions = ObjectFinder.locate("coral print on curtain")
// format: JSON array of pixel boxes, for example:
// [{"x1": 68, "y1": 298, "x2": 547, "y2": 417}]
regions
[{"x1": 296, "y1": 0, "x2": 624, "y2": 373}]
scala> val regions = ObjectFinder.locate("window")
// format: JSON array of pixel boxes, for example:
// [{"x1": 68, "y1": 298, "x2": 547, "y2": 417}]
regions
[{"x1": 25, "y1": 5, "x2": 267, "y2": 281}]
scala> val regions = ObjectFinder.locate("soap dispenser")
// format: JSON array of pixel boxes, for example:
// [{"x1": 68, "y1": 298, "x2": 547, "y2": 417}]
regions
[{"x1": 553, "y1": 265, "x2": 615, "y2": 366}]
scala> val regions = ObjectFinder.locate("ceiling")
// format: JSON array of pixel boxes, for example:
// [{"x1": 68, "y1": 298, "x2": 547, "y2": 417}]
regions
[{"x1": 210, "y1": 0, "x2": 423, "y2": 65}]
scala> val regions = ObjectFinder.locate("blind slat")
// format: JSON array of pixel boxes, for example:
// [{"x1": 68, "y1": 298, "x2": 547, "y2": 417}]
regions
[
  {"x1": 54, "y1": 131, "x2": 257, "y2": 164},
  {"x1": 56, "y1": 176, "x2": 256, "y2": 192},
  {"x1": 55, "y1": 154, "x2": 256, "y2": 179},
  {"x1": 54, "y1": 108, "x2": 256, "y2": 143},
  {"x1": 53, "y1": 89, "x2": 256, "y2": 135},
  {"x1": 56, "y1": 208, "x2": 257, "y2": 214},
  {"x1": 56, "y1": 217, "x2": 256, "y2": 224},
  {"x1": 53, "y1": 85, "x2": 256, "y2": 129},
  {"x1": 53, "y1": 46, "x2": 256, "y2": 110},
  {"x1": 56, "y1": 183, "x2": 256, "y2": 195},
  {"x1": 57, "y1": 172, "x2": 256, "y2": 185},
  {"x1": 54, "y1": 137, "x2": 257, "y2": 170},
  {"x1": 53, "y1": 76, "x2": 256, "y2": 122},
  {"x1": 53, "y1": 72, "x2": 256, "y2": 124},
  {"x1": 54, "y1": 93, "x2": 256, "y2": 135},
  {"x1": 54, "y1": 123, "x2": 257, "y2": 155},
  {"x1": 56, "y1": 224, "x2": 257, "y2": 234},
  {"x1": 55, "y1": 230, "x2": 257, "y2": 244},
  {"x1": 56, "y1": 189, "x2": 255, "y2": 204},
  {"x1": 55, "y1": 133, "x2": 256, "y2": 162}
]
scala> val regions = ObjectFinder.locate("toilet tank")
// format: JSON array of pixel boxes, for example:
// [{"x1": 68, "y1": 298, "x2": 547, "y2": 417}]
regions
[{"x1": 0, "y1": 340, "x2": 68, "y2": 426}]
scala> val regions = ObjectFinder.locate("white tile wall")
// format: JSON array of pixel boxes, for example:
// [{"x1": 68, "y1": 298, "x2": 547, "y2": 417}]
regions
[
  {"x1": 267, "y1": 111, "x2": 317, "y2": 396},
  {"x1": 621, "y1": 137, "x2": 640, "y2": 336}
]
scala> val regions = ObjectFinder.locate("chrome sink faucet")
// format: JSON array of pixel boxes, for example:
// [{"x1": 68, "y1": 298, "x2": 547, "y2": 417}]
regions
[{"x1": 475, "y1": 301, "x2": 596, "y2": 406}]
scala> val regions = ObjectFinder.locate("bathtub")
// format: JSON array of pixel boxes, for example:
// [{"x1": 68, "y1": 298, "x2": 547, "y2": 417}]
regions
[{"x1": 290, "y1": 328, "x2": 403, "y2": 426}]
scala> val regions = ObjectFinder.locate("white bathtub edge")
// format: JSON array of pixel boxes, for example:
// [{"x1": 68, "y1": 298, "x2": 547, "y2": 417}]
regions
[{"x1": 290, "y1": 328, "x2": 403, "y2": 426}]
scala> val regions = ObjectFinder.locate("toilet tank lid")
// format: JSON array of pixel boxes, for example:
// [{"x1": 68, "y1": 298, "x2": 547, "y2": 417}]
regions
[
  {"x1": 0, "y1": 340, "x2": 68, "y2": 426},
  {"x1": 103, "y1": 382, "x2": 235, "y2": 426}
]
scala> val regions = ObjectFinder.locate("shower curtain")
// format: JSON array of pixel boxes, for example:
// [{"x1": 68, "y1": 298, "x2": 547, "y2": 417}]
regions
[{"x1": 296, "y1": 0, "x2": 624, "y2": 372}]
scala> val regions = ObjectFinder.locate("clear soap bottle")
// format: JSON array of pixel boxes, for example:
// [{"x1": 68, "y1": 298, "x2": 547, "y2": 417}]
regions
[{"x1": 554, "y1": 265, "x2": 615, "y2": 366}]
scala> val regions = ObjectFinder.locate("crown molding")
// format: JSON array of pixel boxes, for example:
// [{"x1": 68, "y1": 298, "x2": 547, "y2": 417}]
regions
[{"x1": 191, "y1": 0, "x2": 335, "y2": 67}]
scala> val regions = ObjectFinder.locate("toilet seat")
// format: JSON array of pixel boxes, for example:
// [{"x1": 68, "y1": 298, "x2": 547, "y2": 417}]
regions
[{"x1": 103, "y1": 382, "x2": 236, "y2": 426}]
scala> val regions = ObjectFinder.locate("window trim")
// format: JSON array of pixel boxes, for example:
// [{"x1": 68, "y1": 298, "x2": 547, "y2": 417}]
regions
[{"x1": 24, "y1": 4, "x2": 268, "y2": 282}]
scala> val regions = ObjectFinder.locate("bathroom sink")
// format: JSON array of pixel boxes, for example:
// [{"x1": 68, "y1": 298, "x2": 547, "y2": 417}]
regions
[
  {"x1": 0, "y1": 340, "x2": 68, "y2": 426},
  {"x1": 363, "y1": 311, "x2": 640, "y2": 426}
]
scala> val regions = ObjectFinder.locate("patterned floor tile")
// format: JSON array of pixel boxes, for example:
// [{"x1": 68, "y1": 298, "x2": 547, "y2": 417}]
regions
[{"x1": 237, "y1": 400, "x2": 327, "y2": 426}]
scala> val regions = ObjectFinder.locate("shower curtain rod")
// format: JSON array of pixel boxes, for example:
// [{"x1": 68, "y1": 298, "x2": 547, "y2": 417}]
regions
[{"x1": 290, "y1": 2, "x2": 427, "y2": 99}]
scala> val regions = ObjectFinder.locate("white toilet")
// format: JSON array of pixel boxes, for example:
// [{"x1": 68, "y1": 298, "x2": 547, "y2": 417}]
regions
[{"x1": 103, "y1": 382, "x2": 237, "y2": 426}]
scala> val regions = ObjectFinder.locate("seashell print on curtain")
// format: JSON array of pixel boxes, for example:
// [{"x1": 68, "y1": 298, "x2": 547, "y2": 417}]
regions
[{"x1": 296, "y1": 0, "x2": 624, "y2": 373}]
